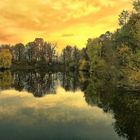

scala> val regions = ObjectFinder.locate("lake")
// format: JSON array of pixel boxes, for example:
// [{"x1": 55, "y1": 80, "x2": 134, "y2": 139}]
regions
[{"x1": 0, "y1": 70, "x2": 139, "y2": 140}]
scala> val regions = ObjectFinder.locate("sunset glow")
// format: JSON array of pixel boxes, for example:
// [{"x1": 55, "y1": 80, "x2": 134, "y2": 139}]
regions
[{"x1": 0, "y1": 0, "x2": 132, "y2": 51}]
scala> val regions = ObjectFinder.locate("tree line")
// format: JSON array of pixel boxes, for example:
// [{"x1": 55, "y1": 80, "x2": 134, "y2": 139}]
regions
[
  {"x1": 0, "y1": 38, "x2": 89, "y2": 70},
  {"x1": 0, "y1": 0, "x2": 140, "y2": 90},
  {"x1": 86, "y1": 0, "x2": 140, "y2": 91}
]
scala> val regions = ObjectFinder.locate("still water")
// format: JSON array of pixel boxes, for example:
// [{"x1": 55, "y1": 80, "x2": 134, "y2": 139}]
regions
[{"x1": 0, "y1": 70, "x2": 139, "y2": 140}]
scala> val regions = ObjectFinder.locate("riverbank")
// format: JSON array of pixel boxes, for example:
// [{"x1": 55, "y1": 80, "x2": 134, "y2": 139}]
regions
[{"x1": 11, "y1": 63, "x2": 65, "y2": 71}]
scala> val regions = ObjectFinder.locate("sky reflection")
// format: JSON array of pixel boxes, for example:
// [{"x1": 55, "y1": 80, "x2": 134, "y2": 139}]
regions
[{"x1": 0, "y1": 86, "x2": 124, "y2": 140}]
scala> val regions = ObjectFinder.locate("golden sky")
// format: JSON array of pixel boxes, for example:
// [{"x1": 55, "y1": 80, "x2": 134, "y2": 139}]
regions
[{"x1": 0, "y1": 0, "x2": 132, "y2": 51}]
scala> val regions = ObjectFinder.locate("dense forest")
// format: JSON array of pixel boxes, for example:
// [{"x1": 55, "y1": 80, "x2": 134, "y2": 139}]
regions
[
  {"x1": 0, "y1": 38, "x2": 89, "y2": 71},
  {"x1": 0, "y1": 0, "x2": 140, "y2": 91}
]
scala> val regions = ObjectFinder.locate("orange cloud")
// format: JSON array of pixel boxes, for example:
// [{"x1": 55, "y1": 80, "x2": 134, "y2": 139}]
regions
[{"x1": 0, "y1": 0, "x2": 132, "y2": 51}]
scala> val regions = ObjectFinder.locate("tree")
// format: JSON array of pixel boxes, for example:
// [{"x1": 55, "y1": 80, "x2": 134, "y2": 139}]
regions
[
  {"x1": 86, "y1": 38, "x2": 102, "y2": 72},
  {"x1": 71, "y1": 46, "x2": 81, "y2": 66},
  {"x1": 34, "y1": 38, "x2": 45, "y2": 62},
  {"x1": 133, "y1": 0, "x2": 140, "y2": 13},
  {"x1": 0, "y1": 48, "x2": 12, "y2": 68},
  {"x1": 25, "y1": 42, "x2": 36, "y2": 62},
  {"x1": 25, "y1": 38, "x2": 45, "y2": 63},
  {"x1": 119, "y1": 10, "x2": 129, "y2": 26},
  {"x1": 62, "y1": 45, "x2": 73, "y2": 66},
  {"x1": 44, "y1": 42, "x2": 56, "y2": 64},
  {"x1": 116, "y1": 12, "x2": 140, "y2": 53},
  {"x1": 12, "y1": 43, "x2": 25, "y2": 62}
]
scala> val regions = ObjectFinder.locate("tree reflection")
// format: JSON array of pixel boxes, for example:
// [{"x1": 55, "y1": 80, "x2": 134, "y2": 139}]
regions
[
  {"x1": 112, "y1": 91, "x2": 140, "y2": 140},
  {"x1": 0, "y1": 71, "x2": 12, "y2": 90},
  {"x1": 10, "y1": 71, "x2": 83, "y2": 97},
  {"x1": 84, "y1": 75, "x2": 140, "y2": 140},
  {"x1": 0, "y1": 70, "x2": 139, "y2": 140},
  {"x1": 60, "y1": 71, "x2": 80, "y2": 91},
  {"x1": 12, "y1": 71, "x2": 58, "y2": 97}
]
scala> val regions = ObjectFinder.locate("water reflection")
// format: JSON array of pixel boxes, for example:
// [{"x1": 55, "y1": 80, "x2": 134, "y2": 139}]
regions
[
  {"x1": 0, "y1": 70, "x2": 84, "y2": 97},
  {"x1": 12, "y1": 71, "x2": 58, "y2": 97},
  {"x1": 0, "y1": 87, "x2": 121, "y2": 140},
  {"x1": 0, "y1": 70, "x2": 139, "y2": 140},
  {"x1": 84, "y1": 76, "x2": 140, "y2": 140},
  {"x1": 0, "y1": 71, "x2": 12, "y2": 90}
]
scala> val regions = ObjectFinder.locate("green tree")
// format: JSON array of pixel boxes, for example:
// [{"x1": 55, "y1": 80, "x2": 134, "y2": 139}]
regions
[
  {"x1": 44, "y1": 42, "x2": 56, "y2": 64},
  {"x1": 133, "y1": 0, "x2": 140, "y2": 13},
  {"x1": 62, "y1": 45, "x2": 73, "y2": 66},
  {"x1": 119, "y1": 10, "x2": 129, "y2": 26},
  {"x1": 12, "y1": 43, "x2": 25, "y2": 62}
]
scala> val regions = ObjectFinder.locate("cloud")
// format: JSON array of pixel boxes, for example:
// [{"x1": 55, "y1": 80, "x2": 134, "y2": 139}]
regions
[
  {"x1": 0, "y1": 0, "x2": 132, "y2": 50},
  {"x1": 61, "y1": 34, "x2": 75, "y2": 37}
]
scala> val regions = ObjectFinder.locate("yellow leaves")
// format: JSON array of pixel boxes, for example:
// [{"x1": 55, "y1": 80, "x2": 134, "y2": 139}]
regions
[
  {"x1": 126, "y1": 69, "x2": 140, "y2": 88},
  {"x1": 117, "y1": 45, "x2": 131, "y2": 55},
  {"x1": 0, "y1": 71, "x2": 12, "y2": 89},
  {"x1": 79, "y1": 59, "x2": 90, "y2": 70},
  {"x1": 0, "y1": 48, "x2": 12, "y2": 68}
]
